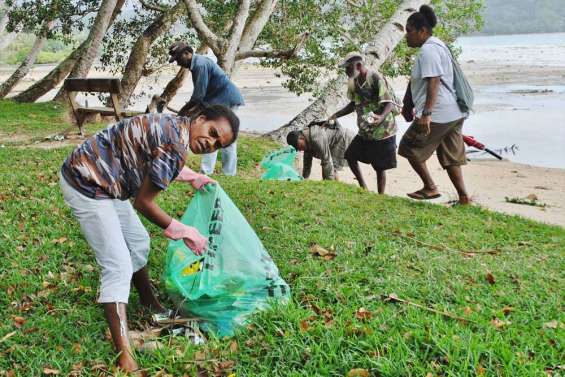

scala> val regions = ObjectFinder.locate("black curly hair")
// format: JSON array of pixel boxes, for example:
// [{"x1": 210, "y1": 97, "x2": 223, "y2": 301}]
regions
[{"x1": 407, "y1": 5, "x2": 438, "y2": 33}]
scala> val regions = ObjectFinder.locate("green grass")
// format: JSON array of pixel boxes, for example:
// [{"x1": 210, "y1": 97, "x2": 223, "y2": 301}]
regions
[
  {"x1": 0, "y1": 102, "x2": 563, "y2": 376},
  {"x1": 0, "y1": 36, "x2": 75, "y2": 65},
  {"x1": 0, "y1": 100, "x2": 119, "y2": 144}
]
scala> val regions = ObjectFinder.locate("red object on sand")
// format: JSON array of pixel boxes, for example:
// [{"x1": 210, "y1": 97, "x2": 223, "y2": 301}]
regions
[
  {"x1": 463, "y1": 135, "x2": 485, "y2": 149},
  {"x1": 463, "y1": 135, "x2": 503, "y2": 160}
]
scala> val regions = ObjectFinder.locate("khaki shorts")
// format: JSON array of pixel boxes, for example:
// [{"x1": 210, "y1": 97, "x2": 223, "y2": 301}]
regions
[{"x1": 398, "y1": 118, "x2": 466, "y2": 168}]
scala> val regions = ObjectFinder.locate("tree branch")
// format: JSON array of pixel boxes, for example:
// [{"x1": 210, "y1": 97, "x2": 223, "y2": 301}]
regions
[
  {"x1": 138, "y1": 0, "x2": 167, "y2": 12},
  {"x1": 236, "y1": 31, "x2": 308, "y2": 60},
  {"x1": 74, "y1": 6, "x2": 100, "y2": 17},
  {"x1": 182, "y1": 0, "x2": 221, "y2": 53},
  {"x1": 239, "y1": 0, "x2": 277, "y2": 49},
  {"x1": 225, "y1": 0, "x2": 251, "y2": 58}
]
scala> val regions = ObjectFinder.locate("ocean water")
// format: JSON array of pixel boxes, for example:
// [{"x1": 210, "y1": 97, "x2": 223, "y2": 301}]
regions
[{"x1": 238, "y1": 33, "x2": 565, "y2": 169}]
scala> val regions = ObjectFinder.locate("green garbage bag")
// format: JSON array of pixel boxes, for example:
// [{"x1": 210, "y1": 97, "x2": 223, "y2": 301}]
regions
[
  {"x1": 260, "y1": 146, "x2": 303, "y2": 181},
  {"x1": 163, "y1": 184, "x2": 290, "y2": 336}
]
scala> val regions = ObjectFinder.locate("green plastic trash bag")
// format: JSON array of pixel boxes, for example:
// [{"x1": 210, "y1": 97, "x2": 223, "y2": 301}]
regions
[
  {"x1": 163, "y1": 184, "x2": 290, "y2": 336},
  {"x1": 260, "y1": 146, "x2": 303, "y2": 181}
]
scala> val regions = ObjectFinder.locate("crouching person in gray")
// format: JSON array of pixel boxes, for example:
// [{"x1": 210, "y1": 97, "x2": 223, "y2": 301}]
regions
[{"x1": 287, "y1": 122, "x2": 356, "y2": 180}]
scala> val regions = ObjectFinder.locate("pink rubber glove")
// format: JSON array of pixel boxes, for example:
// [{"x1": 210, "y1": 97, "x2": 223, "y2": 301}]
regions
[
  {"x1": 176, "y1": 167, "x2": 216, "y2": 190},
  {"x1": 164, "y1": 219, "x2": 207, "y2": 255}
]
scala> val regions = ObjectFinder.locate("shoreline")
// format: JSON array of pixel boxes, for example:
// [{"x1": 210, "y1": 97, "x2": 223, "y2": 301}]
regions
[{"x1": 300, "y1": 153, "x2": 565, "y2": 228}]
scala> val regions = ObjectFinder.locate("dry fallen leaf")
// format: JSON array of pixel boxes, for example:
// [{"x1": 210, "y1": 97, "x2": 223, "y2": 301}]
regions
[
  {"x1": 347, "y1": 369, "x2": 370, "y2": 377},
  {"x1": 217, "y1": 360, "x2": 235, "y2": 370},
  {"x1": 491, "y1": 318, "x2": 511, "y2": 329},
  {"x1": 51, "y1": 237, "x2": 67, "y2": 245},
  {"x1": 72, "y1": 343, "x2": 81, "y2": 354},
  {"x1": 229, "y1": 340, "x2": 238, "y2": 353},
  {"x1": 464, "y1": 306, "x2": 473, "y2": 315},
  {"x1": 543, "y1": 320, "x2": 559, "y2": 329},
  {"x1": 13, "y1": 316, "x2": 25, "y2": 329},
  {"x1": 486, "y1": 272, "x2": 496, "y2": 285},
  {"x1": 139, "y1": 341, "x2": 163, "y2": 353},
  {"x1": 502, "y1": 306, "x2": 513, "y2": 316},
  {"x1": 299, "y1": 320, "x2": 310, "y2": 332},
  {"x1": 43, "y1": 367, "x2": 60, "y2": 375},
  {"x1": 355, "y1": 308, "x2": 372, "y2": 321},
  {"x1": 309, "y1": 244, "x2": 336, "y2": 260}
]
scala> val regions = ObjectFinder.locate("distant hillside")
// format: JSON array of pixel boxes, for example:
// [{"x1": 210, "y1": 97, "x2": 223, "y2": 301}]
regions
[{"x1": 482, "y1": 0, "x2": 565, "y2": 34}]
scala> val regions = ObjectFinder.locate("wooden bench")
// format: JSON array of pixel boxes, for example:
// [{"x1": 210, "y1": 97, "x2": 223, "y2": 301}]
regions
[{"x1": 64, "y1": 78, "x2": 143, "y2": 136}]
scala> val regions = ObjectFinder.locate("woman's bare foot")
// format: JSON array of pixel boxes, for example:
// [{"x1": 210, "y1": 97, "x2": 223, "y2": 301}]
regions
[
  {"x1": 140, "y1": 298, "x2": 166, "y2": 313},
  {"x1": 117, "y1": 352, "x2": 140, "y2": 373}
]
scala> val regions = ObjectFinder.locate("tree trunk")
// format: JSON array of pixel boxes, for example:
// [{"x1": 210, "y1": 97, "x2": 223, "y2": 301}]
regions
[
  {"x1": 13, "y1": 0, "x2": 124, "y2": 103},
  {"x1": 219, "y1": 0, "x2": 250, "y2": 76},
  {"x1": 51, "y1": 0, "x2": 119, "y2": 101},
  {"x1": 0, "y1": 21, "x2": 53, "y2": 99},
  {"x1": 117, "y1": 1, "x2": 185, "y2": 106},
  {"x1": 159, "y1": 68, "x2": 189, "y2": 106},
  {"x1": 266, "y1": 0, "x2": 430, "y2": 142},
  {"x1": 231, "y1": 0, "x2": 277, "y2": 77},
  {"x1": 69, "y1": 0, "x2": 117, "y2": 78},
  {"x1": 13, "y1": 41, "x2": 86, "y2": 102}
]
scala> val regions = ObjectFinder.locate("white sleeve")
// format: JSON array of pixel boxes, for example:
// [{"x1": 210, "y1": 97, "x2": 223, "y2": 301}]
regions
[{"x1": 419, "y1": 45, "x2": 446, "y2": 79}]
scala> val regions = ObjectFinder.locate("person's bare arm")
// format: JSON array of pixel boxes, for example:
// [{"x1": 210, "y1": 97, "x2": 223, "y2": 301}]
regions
[
  {"x1": 371, "y1": 102, "x2": 395, "y2": 124},
  {"x1": 418, "y1": 76, "x2": 440, "y2": 135},
  {"x1": 133, "y1": 175, "x2": 171, "y2": 229},
  {"x1": 302, "y1": 152, "x2": 313, "y2": 179},
  {"x1": 330, "y1": 101, "x2": 355, "y2": 120}
]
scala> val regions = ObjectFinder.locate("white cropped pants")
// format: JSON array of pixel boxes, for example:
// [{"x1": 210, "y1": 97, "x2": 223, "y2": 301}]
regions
[{"x1": 60, "y1": 174, "x2": 150, "y2": 303}]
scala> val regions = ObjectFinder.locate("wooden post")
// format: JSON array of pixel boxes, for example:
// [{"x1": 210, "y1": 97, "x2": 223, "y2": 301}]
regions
[
  {"x1": 110, "y1": 93, "x2": 123, "y2": 121},
  {"x1": 66, "y1": 90, "x2": 85, "y2": 137}
]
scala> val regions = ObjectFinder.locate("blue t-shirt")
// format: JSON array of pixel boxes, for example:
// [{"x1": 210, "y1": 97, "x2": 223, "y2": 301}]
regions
[{"x1": 190, "y1": 54, "x2": 245, "y2": 107}]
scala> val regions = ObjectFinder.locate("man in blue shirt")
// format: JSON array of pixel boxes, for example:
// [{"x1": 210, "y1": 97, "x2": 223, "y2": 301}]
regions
[{"x1": 169, "y1": 42, "x2": 245, "y2": 176}]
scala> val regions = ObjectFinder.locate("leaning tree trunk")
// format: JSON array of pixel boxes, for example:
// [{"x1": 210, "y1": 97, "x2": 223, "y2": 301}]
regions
[
  {"x1": 231, "y1": 0, "x2": 278, "y2": 78},
  {"x1": 51, "y1": 0, "x2": 119, "y2": 101},
  {"x1": 13, "y1": 41, "x2": 87, "y2": 102},
  {"x1": 217, "y1": 0, "x2": 250, "y2": 76},
  {"x1": 117, "y1": 0, "x2": 185, "y2": 106},
  {"x1": 0, "y1": 21, "x2": 54, "y2": 99},
  {"x1": 14, "y1": 0, "x2": 125, "y2": 103},
  {"x1": 266, "y1": 0, "x2": 430, "y2": 142}
]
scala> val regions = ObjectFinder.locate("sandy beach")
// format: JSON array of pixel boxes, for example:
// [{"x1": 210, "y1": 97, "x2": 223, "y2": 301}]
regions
[
  {"x1": 302, "y1": 155, "x2": 565, "y2": 227},
  {"x1": 1, "y1": 33, "x2": 564, "y2": 226}
]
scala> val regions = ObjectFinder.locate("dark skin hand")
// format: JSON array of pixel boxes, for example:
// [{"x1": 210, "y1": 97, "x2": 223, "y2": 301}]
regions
[
  {"x1": 417, "y1": 76, "x2": 440, "y2": 135},
  {"x1": 330, "y1": 101, "x2": 356, "y2": 120},
  {"x1": 369, "y1": 102, "x2": 395, "y2": 125},
  {"x1": 133, "y1": 175, "x2": 172, "y2": 229}
]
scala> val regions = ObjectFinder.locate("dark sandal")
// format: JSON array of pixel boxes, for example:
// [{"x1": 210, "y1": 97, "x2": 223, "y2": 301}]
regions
[{"x1": 407, "y1": 190, "x2": 441, "y2": 200}]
